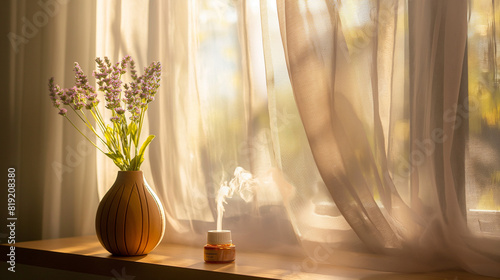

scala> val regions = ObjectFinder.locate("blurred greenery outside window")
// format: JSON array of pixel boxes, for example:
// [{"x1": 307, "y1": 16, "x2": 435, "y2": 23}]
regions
[{"x1": 467, "y1": 0, "x2": 500, "y2": 235}]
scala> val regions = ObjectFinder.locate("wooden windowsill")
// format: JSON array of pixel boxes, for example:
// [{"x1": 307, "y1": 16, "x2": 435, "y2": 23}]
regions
[
  {"x1": 0, "y1": 235, "x2": 369, "y2": 279},
  {"x1": 0, "y1": 235, "x2": 495, "y2": 279}
]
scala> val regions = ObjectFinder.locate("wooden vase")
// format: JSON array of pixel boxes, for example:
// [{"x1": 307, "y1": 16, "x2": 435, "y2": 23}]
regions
[{"x1": 95, "y1": 171, "x2": 166, "y2": 256}]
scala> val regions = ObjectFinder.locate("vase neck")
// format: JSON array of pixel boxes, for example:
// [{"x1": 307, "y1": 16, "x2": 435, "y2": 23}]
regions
[{"x1": 114, "y1": 171, "x2": 144, "y2": 185}]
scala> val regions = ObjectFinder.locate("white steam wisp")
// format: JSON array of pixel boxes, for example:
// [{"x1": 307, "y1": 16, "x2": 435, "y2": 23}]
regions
[{"x1": 216, "y1": 167, "x2": 256, "y2": 231}]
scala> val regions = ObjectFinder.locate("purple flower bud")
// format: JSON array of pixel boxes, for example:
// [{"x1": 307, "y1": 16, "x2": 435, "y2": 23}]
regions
[
  {"x1": 58, "y1": 108, "x2": 67, "y2": 116},
  {"x1": 110, "y1": 116, "x2": 120, "y2": 123}
]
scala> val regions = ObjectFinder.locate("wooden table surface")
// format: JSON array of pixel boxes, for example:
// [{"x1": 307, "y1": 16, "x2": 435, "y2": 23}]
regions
[{"x1": 0, "y1": 235, "x2": 496, "y2": 279}]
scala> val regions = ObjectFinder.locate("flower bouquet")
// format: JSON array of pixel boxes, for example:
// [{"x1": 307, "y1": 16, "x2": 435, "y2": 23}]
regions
[{"x1": 48, "y1": 56, "x2": 161, "y2": 170}]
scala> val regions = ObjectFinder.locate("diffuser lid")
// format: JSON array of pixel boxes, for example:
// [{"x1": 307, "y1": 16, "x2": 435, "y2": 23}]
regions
[{"x1": 207, "y1": 230, "x2": 232, "y2": 245}]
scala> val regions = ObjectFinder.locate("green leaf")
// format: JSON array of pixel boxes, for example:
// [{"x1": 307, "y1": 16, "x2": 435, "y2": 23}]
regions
[
  {"x1": 129, "y1": 135, "x2": 155, "y2": 170},
  {"x1": 104, "y1": 126, "x2": 113, "y2": 146},
  {"x1": 105, "y1": 152, "x2": 126, "y2": 170},
  {"x1": 122, "y1": 144, "x2": 129, "y2": 159},
  {"x1": 104, "y1": 152, "x2": 117, "y2": 160},
  {"x1": 113, "y1": 122, "x2": 122, "y2": 135},
  {"x1": 128, "y1": 121, "x2": 137, "y2": 137},
  {"x1": 129, "y1": 155, "x2": 144, "y2": 171},
  {"x1": 130, "y1": 121, "x2": 140, "y2": 147},
  {"x1": 138, "y1": 135, "x2": 155, "y2": 157},
  {"x1": 122, "y1": 121, "x2": 128, "y2": 134}
]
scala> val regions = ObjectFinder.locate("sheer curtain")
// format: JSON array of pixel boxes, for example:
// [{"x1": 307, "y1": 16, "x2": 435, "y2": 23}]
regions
[
  {"x1": 5, "y1": 0, "x2": 99, "y2": 241},
  {"x1": 263, "y1": 0, "x2": 500, "y2": 277},
  {"x1": 5, "y1": 0, "x2": 500, "y2": 277}
]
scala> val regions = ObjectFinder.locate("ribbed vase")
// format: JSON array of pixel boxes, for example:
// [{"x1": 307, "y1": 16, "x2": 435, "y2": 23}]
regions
[{"x1": 95, "y1": 171, "x2": 165, "y2": 256}]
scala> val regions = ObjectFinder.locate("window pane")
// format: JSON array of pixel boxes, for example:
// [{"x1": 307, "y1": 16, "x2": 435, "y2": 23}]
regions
[{"x1": 467, "y1": 0, "x2": 500, "y2": 235}]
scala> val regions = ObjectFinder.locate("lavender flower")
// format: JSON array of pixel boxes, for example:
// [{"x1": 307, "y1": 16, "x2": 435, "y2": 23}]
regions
[
  {"x1": 74, "y1": 63, "x2": 89, "y2": 90},
  {"x1": 110, "y1": 116, "x2": 120, "y2": 123},
  {"x1": 60, "y1": 88, "x2": 72, "y2": 105},
  {"x1": 58, "y1": 108, "x2": 68, "y2": 116},
  {"x1": 124, "y1": 60, "x2": 162, "y2": 121},
  {"x1": 48, "y1": 56, "x2": 162, "y2": 171},
  {"x1": 94, "y1": 56, "x2": 135, "y2": 114},
  {"x1": 130, "y1": 61, "x2": 137, "y2": 80},
  {"x1": 48, "y1": 77, "x2": 63, "y2": 108}
]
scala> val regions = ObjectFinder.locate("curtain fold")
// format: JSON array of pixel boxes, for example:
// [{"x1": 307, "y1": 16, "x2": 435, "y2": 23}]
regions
[
  {"x1": 270, "y1": 0, "x2": 500, "y2": 276},
  {"x1": 5, "y1": 0, "x2": 100, "y2": 241}
]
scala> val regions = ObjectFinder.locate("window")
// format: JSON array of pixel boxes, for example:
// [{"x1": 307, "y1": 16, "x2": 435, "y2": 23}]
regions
[{"x1": 467, "y1": 0, "x2": 500, "y2": 235}]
